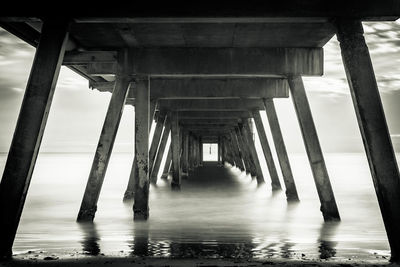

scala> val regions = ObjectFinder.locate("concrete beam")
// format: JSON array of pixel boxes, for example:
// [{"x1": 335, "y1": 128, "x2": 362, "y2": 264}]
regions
[
  {"x1": 158, "y1": 99, "x2": 265, "y2": 111},
  {"x1": 65, "y1": 48, "x2": 323, "y2": 76},
  {"x1": 89, "y1": 78, "x2": 289, "y2": 99},
  {"x1": 177, "y1": 111, "x2": 252, "y2": 119}
]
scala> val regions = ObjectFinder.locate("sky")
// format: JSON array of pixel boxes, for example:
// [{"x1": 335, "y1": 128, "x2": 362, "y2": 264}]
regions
[{"x1": 0, "y1": 20, "x2": 399, "y2": 154}]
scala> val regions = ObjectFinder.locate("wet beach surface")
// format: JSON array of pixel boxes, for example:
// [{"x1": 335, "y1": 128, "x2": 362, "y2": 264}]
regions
[{"x1": 0, "y1": 153, "x2": 393, "y2": 265}]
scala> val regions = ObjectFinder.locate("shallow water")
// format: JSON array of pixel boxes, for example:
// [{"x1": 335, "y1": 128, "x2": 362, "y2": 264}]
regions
[{"x1": 0, "y1": 153, "x2": 391, "y2": 262}]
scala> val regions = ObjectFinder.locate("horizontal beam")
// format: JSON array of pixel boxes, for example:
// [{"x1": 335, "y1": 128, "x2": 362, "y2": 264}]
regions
[
  {"x1": 65, "y1": 48, "x2": 323, "y2": 76},
  {"x1": 177, "y1": 110, "x2": 252, "y2": 119},
  {"x1": 179, "y1": 119, "x2": 239, "y2": 124},
  {"x1": 2, "y1": 1, "x2": 399, "y2": 20},
  {"x1": 90, "y1": 78, "x2": 289, "y2": 99},
  {"x1": 158, "y1": 99, "x2": 265, "y2": 111}
]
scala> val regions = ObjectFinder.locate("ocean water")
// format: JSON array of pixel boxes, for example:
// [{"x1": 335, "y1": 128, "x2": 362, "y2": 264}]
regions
[{"x1": 0, "y1": 153, "x2": 392, "y2": 262}]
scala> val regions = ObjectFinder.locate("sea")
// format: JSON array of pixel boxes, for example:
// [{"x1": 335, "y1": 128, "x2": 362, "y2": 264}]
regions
[{"x1": 0, "y1": 152, "x2": 392, "y2": 263}]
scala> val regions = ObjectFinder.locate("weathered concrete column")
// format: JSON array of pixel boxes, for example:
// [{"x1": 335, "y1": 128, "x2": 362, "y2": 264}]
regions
[
  {"x1": 182, "y1": 130, "x2": 189, "y2": 175},
  {"x1": 199, "y1": 136, "x2": 203, "y2": 166},
  {"x1": 229, "y1": 131, "x2": 245, "y2": 171},
  {"x1": 170, "y1": 112, "x2": 181, "y2": 190},
  {"x1": 337, "y1": 19, "x2": 400, "y2": 262},
  {"x1": 221, "y1": 136, "x2": 226, "y2": 164},
  {"x1": 241, "y1": 121, "x2": 265, "y2": 185},
  {"x1": 149, "y1": 113, "x2": 165, "y2": 171},
  {"x1": 133, "y1": 78, "x2": 150, "y2": 220},
  {"x1": 0, "y1": 19, "x2": 69, "y2": 259},
  {"x1": 78, "y1": 49, "x2": 132, "y2": 222},
  {"x1": 234, "y1": 126, "x2": 254, "y2": 175},
  {"x1": 161, "y1": 146, "x2": 172, "y2": 179},
  {"x1": 288, "y1": 75, "x2": 340, "y2": 221},
  {"x1": 123, "y1": 101, "x2": 156, "y2": 201},
  {"x1": 264, "y1": 98, "x2": 299, "y2": 201},
  {"x1": 217, "y1": 136, "x2": 222, "y2": 165},
  {"x1": 150, "y1": 117, "x2": 171, "y2": 183},
  {"x1": 193, "y1": 136, "x2": 199, "y2": 168},
  {"x1": 252, "y1": 111, "x2": 282, "y2": 190}
]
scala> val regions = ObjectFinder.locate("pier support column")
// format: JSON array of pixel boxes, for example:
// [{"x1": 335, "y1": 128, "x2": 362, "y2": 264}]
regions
[
  {"x1": 337, "y1": 19, "x2": 400, "y2": 262},
  {"x1": 78, "y1": 49, "x2": 132, "y2": 222},
  {"x1": 182, "y1": 130, "x2": 189, "y2": 175},
  {"x1": 198, "y1": 137, "x2": 202, "y2": 166},
  {"x1": 150, "y1": 116, "x2": 170, "y2": 183},
  {"x1": 235, "y1": 127, "x2": 253, "y2": 175},
  {"x1": 288, "y1": 75, "x2": 340, "y2": 221},
  {"x1": 264, "y1": 99, "x2": 299, "y2": 201},
  {"x1": 123, "y1": 101, "x2": 155, "y2": 201},
  {"x1": 241, "y1": 121, "x2": 265, "y2": 185},
  {"x1": 133, "y1": 78, "x2": 150, "y2": 220},
  {"x1": 252, "y1": 111, "x2": 282, "y2": 190},
  {"x1": 148, "y1": 113, "x2": 165, "y2": 173},
  {"x1": 221, "y1": 136, "x2": 226, "y2": 164},
  {"x1": 171, "y1": 112, "x2": 181, "y2": 190},
  {"x1": 230, "y1": 131, "x2": 245, "y2": 171},
  {"x1": 0, "y1": 19, "x2": 69, "y2": 259},
  {"x1": 161, "y1": 146, "x2": 172, "y2": 179}
]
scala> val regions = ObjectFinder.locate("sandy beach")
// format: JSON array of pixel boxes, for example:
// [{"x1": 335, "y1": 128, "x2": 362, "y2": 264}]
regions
[{"x1": 1, "y1": 256, "x2": 399, "y2": 267}]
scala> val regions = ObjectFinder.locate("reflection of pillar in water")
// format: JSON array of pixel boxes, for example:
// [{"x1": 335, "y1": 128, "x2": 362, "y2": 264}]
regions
[
  {"x1": 79, "y1": 222, "x2": 101, "y2": 256},
  {"x1": 318, "y1": 222, "x2": 339, "y2": 259},
  {"x1": 131, "y1": 223, "x2": 149, "y2": 256}
]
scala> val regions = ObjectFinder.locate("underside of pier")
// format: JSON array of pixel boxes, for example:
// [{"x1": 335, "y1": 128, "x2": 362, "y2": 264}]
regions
[{"x1": 0, "y1": 0, "x2": 400, "y2": 262}]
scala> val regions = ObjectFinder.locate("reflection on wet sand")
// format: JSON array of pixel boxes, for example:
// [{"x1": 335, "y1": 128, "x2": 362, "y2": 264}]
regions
[
  {"x1": 318, "y1": 221, "x2": 339, "y2": 259},
  {"x1": 78, "y1": 222, "x2": 100, "y2": 255}
]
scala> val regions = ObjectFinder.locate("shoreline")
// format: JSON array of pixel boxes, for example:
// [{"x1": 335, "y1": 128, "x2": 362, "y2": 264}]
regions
[{"x1": 1, "y1": 256, "x2": 399, "y2": 267}]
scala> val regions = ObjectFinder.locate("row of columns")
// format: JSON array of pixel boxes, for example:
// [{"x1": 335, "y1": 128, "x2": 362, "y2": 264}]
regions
[{"x1": 0, "y1": 18, "x2": 400, "y2": 262}]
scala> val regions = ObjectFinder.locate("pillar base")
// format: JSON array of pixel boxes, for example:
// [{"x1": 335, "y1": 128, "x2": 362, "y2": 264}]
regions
[
  {"x1": 77, "y1": 207, "x2": 97, "y2": 222},
  {"x1": 320, "y1": 205, "x2": 341, "y2": 221},
  {"x1": 171, "y1": 183, "x2": 181, "y2": 190},
  {"x1": 161, "y1": 173, "x2": 169, "y2": 180},
  {"x1": 123, "y1": 190, "x2": 134, "y2": 202},
  {"x1": 271, "y1": 183, "x2": 282, "y2": 191},
  {"x1": 286, "y1": 193, "x2": 300, "y2": 202},
  {"x1": 134, "y1": 210, "x2": 149, "y2": 221}
]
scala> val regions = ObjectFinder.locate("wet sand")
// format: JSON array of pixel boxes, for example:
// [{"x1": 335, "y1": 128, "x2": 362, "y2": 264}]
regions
[{"x1": 1, "y1": 257, "x2": 399, "y2": 267}]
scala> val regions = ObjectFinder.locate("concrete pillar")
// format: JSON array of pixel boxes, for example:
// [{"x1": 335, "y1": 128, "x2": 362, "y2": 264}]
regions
[
  {"x1": 123, "y1": 101, "x2": 156, "y2": 201},
  {"x1": 241, "y1": 120, "x2": 265, "y2": 185},
  {"x1": 264, "y1": 98, "x2": 299, "y2": 201},
  {"x1": 78, "y1": 49, "x2": 132, "y2": 222},
  {"x1": 149, "y1": 114, "x2": 165, "y2": 174},
  {"x1": 133, "y1": 78, "x2": 150, "y2": 220},
  {"x1": 193, "y1": 136, "x2": 199, "y2": 168},
  {"x1": 199, "y1": 136, "x2": 203, "y2": 166},
  {"x1": 161, "y1": 146, "x2": 172, "y2": 179},
  {"x1": 229, "y1": 131, "x2": 245, "y2": 171},
  {"x1": 170, "y1": 112, "x2": 181, "y2": 190},
  {"x1": 252, "y1": 111, "x2": 282, "y2": 190},
  {"x1": 182, "y1": 130, "x2": 189, "y2": 176},
  {"x1": 0, "y1": 19, "x2": 69, "y2": 259},
  {"x1": 337, "y1": 19, "x2": 400, "y2": 262},
  {"x1": 217, "y1": 136, "x2": 222, "y2": 165},
  {"x1": 221, "y1": 136, "x2": 226, "y2": 164},
  {"x1": 150, "y1": 116, "x2": 170, "y2": 183},
  {"x1": 236, "y1": 126, "x2": 257, "y2": 176},
  {"x1": 288, "y1": 75, "x2": 340, "y2": 221},
  {"x1": 234, "y1": 126, "x2": 253, "y2": 175}
]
